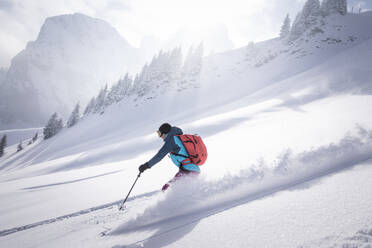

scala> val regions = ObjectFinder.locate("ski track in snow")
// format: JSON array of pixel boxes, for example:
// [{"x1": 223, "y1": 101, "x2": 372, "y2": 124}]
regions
[{"x1": 0, "y1": 190, "x2": 159, "y2": 237}]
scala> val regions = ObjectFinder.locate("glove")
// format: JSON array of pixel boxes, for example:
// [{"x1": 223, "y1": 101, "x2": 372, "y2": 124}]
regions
[{"x1": 139, "y1": 162, "x2": 150, "y2": 173}]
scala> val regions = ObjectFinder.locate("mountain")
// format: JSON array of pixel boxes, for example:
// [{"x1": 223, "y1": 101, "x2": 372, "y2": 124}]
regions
[
  {"x1": 1, "y1": 4, "x2": 372, "y2": 248},
  {"x1": 0, "y1": 13, "x2": 138, "y2": 128},
  {"x1": 0, "y1": 68, "x2": 6, "y2": 91},
  {"x1": 0, "y1": 67, "x2": 6, "y2": 84},
  {"x1": 83, "y1": 10, "x2": 372, "y2": 128}
]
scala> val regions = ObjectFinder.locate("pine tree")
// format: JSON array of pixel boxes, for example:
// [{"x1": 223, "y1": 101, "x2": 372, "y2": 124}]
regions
[
  {"x1": 84, "y1": 97, "x2": 96, "y2": 115},
  {"x1": 93, "y1": 85, "x2": 108, "y2": 114},
  {"x1": 0, "y1": 134, "x2": 6, "y2": 157},
  {"x1": 133, "y1": 48, "x2": 181, "y2": 98},
  {"x1": 56, "y1": 118, "x2": 63, "y2": 131},
  {"x1": 280, "y1": 14, "x2": 291, "y2": 39},
  {"x1": 290, "y1": 12, "x2": 304, "y2": 41},
  {"x1": 17, "y1": 141, "x2": 23, "y2": 152},
  {"x1": 302, "y1": 0, "x2": 320, "y2": 27},
  {"x1": 192, "y1": 42, "x2": 204, "y2": 78},
  {"x1": 67, "y1": 103, "x2": 80, "y2": 128},
  {"x1": 169, "y1": 46, "x2": 182, "y2": 81},
  {"x1": 105, "y1": 83, "x2": 119, "y2": 107},
  {"x1": 131, "y1": 73, "x2": 140, "y2": 95},
  {"x1": 43, "y1": 113, "x2": 64, "y2": 139},
  {"x1": 289, "y1": 0, "x2": 321, "y2": 41},
  {"x1": 321, "y1": 0, "x2": 347, "y2": 16},
  {"x1": 32, "y1": 133, "x2": 38, "y2": 142},
  {"x1": 116, "y1": 73, "x2": 132, "y2": 101},
  {"x1": 133, "y1": 64, "x2": 148, "y2": 97},
  {"x1": 336, "y1": 0, "x2": 347, "y2": 15},
  {"x1": 105, "y1": 73, "x2": 133, "y2": 104},
  {"x1": 182, "y1": 42, "x2": 203, "y2": 83}
]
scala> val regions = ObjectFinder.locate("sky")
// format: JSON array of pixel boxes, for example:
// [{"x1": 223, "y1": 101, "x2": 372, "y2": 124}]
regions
[{"x1": 0, "y1": 0, "x2": 371, "y2": 68}]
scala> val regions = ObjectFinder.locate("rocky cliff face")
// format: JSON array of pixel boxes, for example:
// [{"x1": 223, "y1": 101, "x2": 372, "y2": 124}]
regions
[{"x1": 0, "y1": 13, "x2": 138, "y2": 128}]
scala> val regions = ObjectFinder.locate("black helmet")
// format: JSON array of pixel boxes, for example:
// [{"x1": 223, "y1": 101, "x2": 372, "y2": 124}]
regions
[{"x1": 158, "y1": 123, "x2": 171, "y2": 136}]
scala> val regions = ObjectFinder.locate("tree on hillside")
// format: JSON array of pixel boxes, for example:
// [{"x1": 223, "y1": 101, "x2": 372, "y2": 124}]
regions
[
  {"x1": 131, "y1": 47, "x2": 185, "y2": 98},
  {"x1": 105, "y1": 73, "x2": 133, "y2": 107},
  {"x1": 181, "y1": 43, "x2": 204, "y2": 83},
  {"x1": 82, "y1": 45, "x2": 203, "y2": 114},
  {"x1": 116, "y1": 73, "x2": 132, "y2": 101},
  {"x1": 289, "y1": 0, "x2": 321, "y2": 41},
  {"x1": 289, "y1": 12, "x2": 304, "y2": 41},
  {"x1": 131, "y1": 73, "x2": 140, "y2": 95},
  {"x1": 84, "y1": 97, "x2": 96, "y2": 115},
  {"x1": 302, "y1": 0, "x2": 321, "y2": 26},
  {"x1": 321, "y1": 0, "x2": 347, "y2": 16},
  {"x1": 43, "y1": 112, "x2": 63, "y2": 139},
  {"x1": 32, "y1": 133, "x2": 38, "y2": 142},
  {"x1": 67, "y1": 103, "x2": 80, "y2": 128},
  {"x1": 0, "y1": 134, "x2": 7, "y2": 157},
  {"x1": 165, "y1": 46, "x2": 182, "y2": 82},
  {"x1": 93, "y1": 85, "x2": 108, "y2": 114},
  {"x1": 280, "y1": 14, "x2": 291, "y2": 39},
  {"x1": 17, "y1": 141, "x2": 23, "y2": 152},
  {"x1": 133, "y1": 63, "x2": 150, "y2": 97},
  {"x1": 105, "y1": 84, "x2": 119, "y2": 107}
]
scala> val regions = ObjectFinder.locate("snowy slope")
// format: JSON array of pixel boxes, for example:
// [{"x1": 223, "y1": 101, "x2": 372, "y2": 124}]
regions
[
  {"x1": 0, "y1": 127, "x2": 42, "y2": 147},
  {"x1": 1, "y1": 95, "x2": 372, "y2": 248},
  {"x1": 139, "y1": 23, "x2": 234, "y2": 66},
  {"x1": 1, "y1": 10, "x2": 372, "y2": 248}
]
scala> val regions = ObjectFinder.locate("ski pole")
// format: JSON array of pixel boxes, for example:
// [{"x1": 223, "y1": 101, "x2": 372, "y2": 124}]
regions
[{"x1": 119, "y1": 172, "x2": 141, "y2": 211}]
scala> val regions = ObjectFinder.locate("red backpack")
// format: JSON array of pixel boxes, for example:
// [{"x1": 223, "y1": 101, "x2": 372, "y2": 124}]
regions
[{"x1": 175, "y1": 134, "x2": 208, "y2": 166}]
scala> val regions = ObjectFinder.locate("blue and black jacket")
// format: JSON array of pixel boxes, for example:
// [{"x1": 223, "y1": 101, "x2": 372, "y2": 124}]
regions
[{"x1": 147, "y1": 126, "x2": 200, "y2": 172}]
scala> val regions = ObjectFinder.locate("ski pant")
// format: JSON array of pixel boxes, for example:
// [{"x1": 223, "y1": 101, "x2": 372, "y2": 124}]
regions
[{"x1": 162, "y1": 169, "x2": 200, "y2": 191}]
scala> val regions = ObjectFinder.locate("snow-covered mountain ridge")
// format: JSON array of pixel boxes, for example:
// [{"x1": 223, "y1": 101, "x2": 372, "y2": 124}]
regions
[
  {"x1": 0, "y1": 67, "x2": 6, "y2": 85},
  {"x1": 0, "y1": 13, "x2": 138, "y2": 128},
  {"x1": 82, "y1": 10, "x2": 372, "y2": 130}
]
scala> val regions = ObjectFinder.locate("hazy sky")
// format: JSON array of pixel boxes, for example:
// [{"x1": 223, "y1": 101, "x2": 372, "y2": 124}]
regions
[{"x1": 0, "y1": 0, "x2": 370, "y2": 68}]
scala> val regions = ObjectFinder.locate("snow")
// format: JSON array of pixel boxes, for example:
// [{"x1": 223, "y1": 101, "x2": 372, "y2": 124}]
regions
[
  {"x1": 1, "y1": 9, "x2": 372, "y2": 248},
  {"x1": 1, "y1": 124, "x2": 372, "y2": 247},
  {"x1": 1, "y1": 93, "x2": 372, "y2": 247},
  {"x1": 150, "y1": 161, "x2": 372, "y2": 248},
  {"x1": 0, "y1": 128, "x2": 42, "y2": 146}
]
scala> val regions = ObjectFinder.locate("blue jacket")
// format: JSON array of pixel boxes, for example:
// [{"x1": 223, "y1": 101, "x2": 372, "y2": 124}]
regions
[{"x1": 147, "y1": 126, "x2": 200, "y2": 172}]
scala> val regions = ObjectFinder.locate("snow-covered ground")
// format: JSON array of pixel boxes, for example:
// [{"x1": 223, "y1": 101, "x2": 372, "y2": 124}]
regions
[
  {"x1": 0, "y1": 128, "x2": 42, "y2": 147},
  {"x1": 1, "y1": 93, "x2": 372, "y2": 247},
  {"x1": 1, "y1": 10, "x2": 372, "y2": 248}
]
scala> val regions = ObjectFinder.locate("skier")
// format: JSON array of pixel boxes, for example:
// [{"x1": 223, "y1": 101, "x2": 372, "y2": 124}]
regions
[{"x1": 138, "y1": 123, "x2": 206, "y2": 191}]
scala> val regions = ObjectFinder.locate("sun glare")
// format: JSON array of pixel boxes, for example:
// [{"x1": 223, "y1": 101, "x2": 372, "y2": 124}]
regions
[{"x1": 128, "y1": 0, "x2": 270, "y2": 46}]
